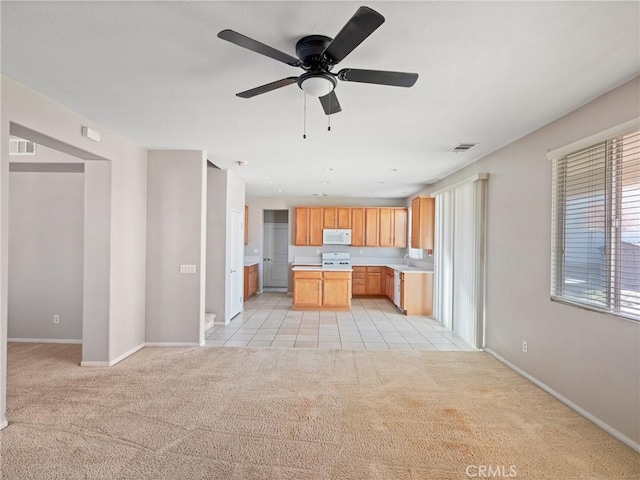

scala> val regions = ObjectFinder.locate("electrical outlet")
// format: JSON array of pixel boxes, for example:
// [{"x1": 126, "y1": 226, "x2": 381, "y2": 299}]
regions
[
  {"x1": 53, "y1": 315, "x2": 60, "y2": 324},
  {"x1": 522, "y1": 341, "x2": 528, "y2": 353}
]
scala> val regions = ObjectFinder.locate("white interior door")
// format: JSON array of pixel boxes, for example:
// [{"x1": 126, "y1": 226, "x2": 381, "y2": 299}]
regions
[
  {"x1": 263, "y1": 223, "x2": 288, "y2": 288},
  {"x1": 229, "y1": 209, "x2": 243, "y2": 318}
]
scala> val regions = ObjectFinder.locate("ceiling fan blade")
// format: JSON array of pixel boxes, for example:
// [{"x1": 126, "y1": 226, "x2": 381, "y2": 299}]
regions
[
  {"x1": 322, "y1": 7, "x2": 385, "y2": 64},
  {"x1": 218, "y1": 29, "x2": 300, "y2": 67},
  {"x1": 319, "y1": 91, "x2": 342, "y2": 115},
  {"x1": 236, "y1": 77, "x2": 299, "y2": 98},
  {"x1": 338, "y1": 69, "x2": 418, "y2": 87}
]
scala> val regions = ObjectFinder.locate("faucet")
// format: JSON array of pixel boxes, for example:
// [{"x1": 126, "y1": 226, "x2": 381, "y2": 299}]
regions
[{"x1": 403, "y1": 253, "x2": 413, "y2": 267}]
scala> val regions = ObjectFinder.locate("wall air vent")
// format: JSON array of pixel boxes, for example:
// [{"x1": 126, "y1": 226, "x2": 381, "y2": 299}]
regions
[
  {"x1": 9, "y1": 139, "x2": 37, "y2": 156},
  {"x1": 449, "y1": 143, "x2": 477, "y2": 153}
]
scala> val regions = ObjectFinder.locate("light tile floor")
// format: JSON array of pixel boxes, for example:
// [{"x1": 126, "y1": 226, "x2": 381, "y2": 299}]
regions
[{"x1": 205, "y1": 292, "x2": 474, "y2": 351}]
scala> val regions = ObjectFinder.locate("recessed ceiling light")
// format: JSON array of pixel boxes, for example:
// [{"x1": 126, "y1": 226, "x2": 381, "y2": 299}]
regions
[
  {"x1": 324, "y1": 168, "x2": 334, "y2": 172},
  {"x1": 312, "y1": 193, "x2": 327, "y2": 197},
  {"x1": 391, "y1": 168, "x2": 398, "y2": 172},
  {"x1": 277, "y1": 189, "x2": 284, "y2": 193},
  {"x1": 268, "y1": 180, "x2": 277, "y2": 184}
]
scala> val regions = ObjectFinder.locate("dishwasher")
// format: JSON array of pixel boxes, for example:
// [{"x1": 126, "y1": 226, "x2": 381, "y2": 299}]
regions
[{"x1": 393, "y1": 270, "x2": 401, "y2": 309}]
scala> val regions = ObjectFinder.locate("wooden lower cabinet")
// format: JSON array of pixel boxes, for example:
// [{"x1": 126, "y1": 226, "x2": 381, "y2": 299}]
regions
[
  {"x1": 352, "y1": 266, "x2": 383, "y2": 296},
  {"x1": 384, "y1": 267, "x2": 394, "y2": 301},
  {"x1": 352, "y1": 267, "x2": 366, "y2": 295},
  {"x1": 399, "y1": 272, "x2": 433, "y2": 315},
  {"x1": 244, "y1": 264, "x2": 258, "y2": 300},
  {"x1": 292, "y1": 271, "x2": 323, "y2": 308},
  {"x1": 323, "y1": 272, "x2": 352, "y2": 309},
  {"x1": 293, "y1": 270, "x2": 351, "y2": 311},
  {"x1": 365, "y1": 267, "x2": 382, "y2": 295}
]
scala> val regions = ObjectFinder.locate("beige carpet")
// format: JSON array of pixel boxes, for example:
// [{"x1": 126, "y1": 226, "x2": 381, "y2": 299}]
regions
[{"x1": 1, "y1": 343, "x2": 638, "y2": 479}]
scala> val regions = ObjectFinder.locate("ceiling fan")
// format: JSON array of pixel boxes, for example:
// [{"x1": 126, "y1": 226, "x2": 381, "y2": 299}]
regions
[{"x1": 217, "y1": 6, "x2": 418, "y2": 115}]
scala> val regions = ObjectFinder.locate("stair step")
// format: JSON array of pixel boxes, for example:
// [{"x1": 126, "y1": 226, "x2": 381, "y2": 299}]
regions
[{"x1": 204, "y1": 313, "x2": 216, "y2": 331}]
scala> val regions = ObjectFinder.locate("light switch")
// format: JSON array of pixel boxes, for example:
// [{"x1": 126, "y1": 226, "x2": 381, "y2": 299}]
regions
[{"x1": 180, "y1": 264, "x2": 197, "y2": 274}]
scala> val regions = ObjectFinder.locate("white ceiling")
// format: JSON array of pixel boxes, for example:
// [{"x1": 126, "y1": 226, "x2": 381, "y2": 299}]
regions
[{"x1": 2, "y1": 1, "x2": 639, "y2": 198}]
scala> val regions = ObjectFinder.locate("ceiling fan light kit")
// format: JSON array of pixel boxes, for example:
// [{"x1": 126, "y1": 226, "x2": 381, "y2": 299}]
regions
[
  {"x1": 298, "y1": 73, "x2": 336, "y2": 97},
  {"x1": 217, "y1": 6, "x2": 418, "y2": 116}
]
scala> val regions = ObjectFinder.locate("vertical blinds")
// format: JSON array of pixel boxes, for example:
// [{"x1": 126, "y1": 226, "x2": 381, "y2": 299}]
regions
[{"x1": 551, "y1": 129, "x2": 640, "y2": 321}]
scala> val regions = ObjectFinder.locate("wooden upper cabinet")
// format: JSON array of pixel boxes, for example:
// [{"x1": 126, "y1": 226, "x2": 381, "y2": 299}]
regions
[
  {"x1": 379, "y1": 208, "x2": 394, "y2": 247},
  {"x1": 323, "y1": 208, "x2": 337, "y2": 228},
  {"x1": 309, "y1": 207, "x2": 323, "y2": 246},
  {"x1": 393, "y1": 208, "x2": 408, "y2": 248},
  {"x1": 365, "y1": 208, "x2": 379, "y2": 246},
  {"x1": 244, "y1": 205, "x2": 249, "y2": 246},
  {"x1": 337, "y1": 208, "x2": 351, "y2": 228},
  {"x1": 323, "y1": 207, "x2": 351, "y2": 228},
  {"x1": 295, "y1": 207, "x2": 323, "y2": 246},
  {"x1": 297, "y1": 205, "x2": 407, "y2": 248},
  {"x1": 379, "y1": 208, "x2": 408, "y2": 248},
  {"x1": 351, "y1": 208, "x2": 365, "y2": 246},
  {"x1": 295, "y1": 208, "x2": 309, "y2": 246},
  {"x1": 411, "y1": 197, "x2": 435, "y2": 250}
]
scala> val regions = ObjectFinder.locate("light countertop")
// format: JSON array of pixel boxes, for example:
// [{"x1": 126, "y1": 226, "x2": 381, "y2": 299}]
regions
[
  {"x1": 292, "y1": 266, "x2": 353, "y2": 272},
  {"x1": 290, "y1": 263, "x2": 432, "y2": 273}
]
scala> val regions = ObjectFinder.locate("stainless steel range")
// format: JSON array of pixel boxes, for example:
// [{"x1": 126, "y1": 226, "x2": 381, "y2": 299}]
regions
[{"x1": 322, "y1": 252, "x2": 352, "y2": 268}]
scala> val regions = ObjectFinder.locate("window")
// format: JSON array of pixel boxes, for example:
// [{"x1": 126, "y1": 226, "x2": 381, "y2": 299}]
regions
[{"x1": 551, "y1": 128, "x2": 640, "y2": 321}]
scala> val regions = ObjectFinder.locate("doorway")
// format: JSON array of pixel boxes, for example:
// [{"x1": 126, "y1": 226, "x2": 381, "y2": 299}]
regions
[
  {"x1": 263, "y1": 210, "x2": 289, "y2": 291},
  {"x1": 7, "y1": 123, "x2": 112, "y2": 365}
]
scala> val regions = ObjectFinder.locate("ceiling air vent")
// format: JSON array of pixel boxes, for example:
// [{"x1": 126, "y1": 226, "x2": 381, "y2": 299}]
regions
[
  {"x1": 449, "y1": 143, "x2": 477, "y2": 153},
  {"x1": 9, "y1": 139, "x2": 37, "y2": 156}
]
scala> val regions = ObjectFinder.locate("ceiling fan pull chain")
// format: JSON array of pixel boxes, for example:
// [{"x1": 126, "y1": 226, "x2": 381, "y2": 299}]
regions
[
  {"x1": 328, "y1": 95, "x2": 331, "y2": 132},
  {"x1": 303, "y1": 92, "x2": 307, "y2": 139}
]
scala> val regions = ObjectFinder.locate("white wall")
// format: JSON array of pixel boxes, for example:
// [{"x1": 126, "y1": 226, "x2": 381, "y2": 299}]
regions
[
  {"x1": 83, "y1": 161, "x2": 111, "y2": 363},
  {"x1": 8, "y1": 164, "x2": 84, "y2": 342},
  {"x1": 145, "y1": 150, "x2": 207, "y2": 345},
  {"x1": 420, "y1": 76, "x2": 640, "y2": 446},
  {"x1": 1, "y1": 75, "x2": 148, "y2": 428}
]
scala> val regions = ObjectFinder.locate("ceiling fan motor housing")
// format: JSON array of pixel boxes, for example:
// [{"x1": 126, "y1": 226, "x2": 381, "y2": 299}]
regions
[{"x1": 295, "y1": 35, "x2": 334, "y2": 69}]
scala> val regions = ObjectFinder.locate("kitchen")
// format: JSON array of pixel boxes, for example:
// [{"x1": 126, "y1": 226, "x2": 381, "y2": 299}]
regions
[{"x1": 244, "y1": 198, "x2": 435, "y2": 315}]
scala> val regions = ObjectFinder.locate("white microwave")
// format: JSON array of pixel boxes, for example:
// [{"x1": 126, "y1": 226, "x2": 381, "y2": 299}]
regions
[{"x1": 323, "y1": 229, "x2": 352, "y2": 245}]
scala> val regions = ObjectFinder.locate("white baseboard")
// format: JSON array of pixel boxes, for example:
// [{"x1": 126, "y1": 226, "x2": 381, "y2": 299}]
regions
[
  {"x1": 144, "y1": 342, "x2": 200, "y2": 347},
  {"x1": 0, "y1": 417, "x2": 8, "y2": 430},
  {"x1": 108, "y1": 343, "x2": 145, "y2": 366},
  {"x1": 80, "y1": 360, "x2": 110, "y2": 367},
  {"x1": 484, "y1": 348, "x2": 640, "y2": 453},
  {"x1": 8, "y1": 338, "x2": 81, "y2": 344}
]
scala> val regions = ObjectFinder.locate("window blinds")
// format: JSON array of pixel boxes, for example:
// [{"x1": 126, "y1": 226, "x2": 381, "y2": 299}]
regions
[{"x1": 551, "y1": 129, "x2": 640, "y2": 321}]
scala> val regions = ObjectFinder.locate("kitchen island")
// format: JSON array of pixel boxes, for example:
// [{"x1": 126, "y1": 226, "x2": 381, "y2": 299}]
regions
[
  {"x1": 292, "y1": 266, "x2": 353, "y2": 311},
  {"x1": 292, "y1": 259, "x2": 433, "y2": 315}
]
